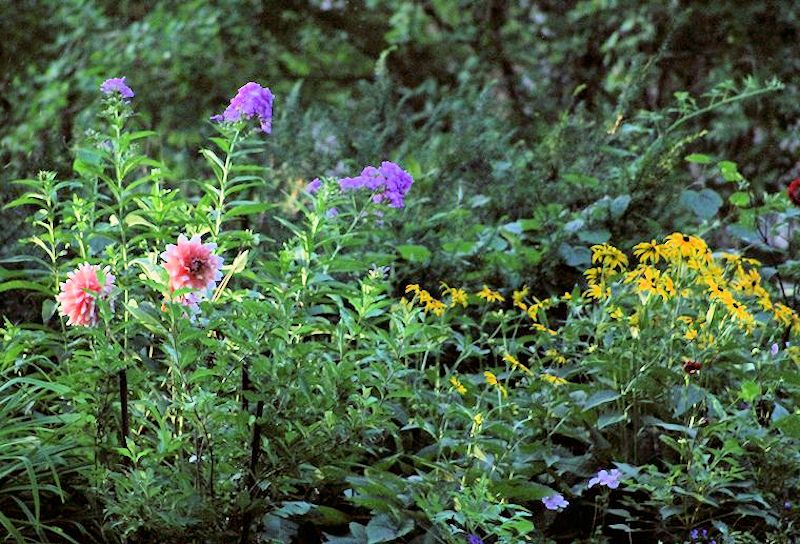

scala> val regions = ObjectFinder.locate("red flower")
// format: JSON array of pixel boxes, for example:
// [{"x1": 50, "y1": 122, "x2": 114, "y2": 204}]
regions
[
  {"x1": 160, "y1": 234, "x2": 224, "y2": 293},
  {"x1": 787, "y1": 178, "x2": 800, "y2": 206},
  {"x1": 683, "y1": 360, "x2": 702, "y2": 375},
  {"x1": 56, "y1": 263, "x2": 115, "y2": 327}
]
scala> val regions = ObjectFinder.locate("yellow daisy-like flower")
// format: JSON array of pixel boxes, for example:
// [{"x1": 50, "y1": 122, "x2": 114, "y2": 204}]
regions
[
  {"x1": 512, "y1": 286, "x2": 529, "y2": 310},
  {"x1": 591, "y1": 243, "x2": 629, "y2": 269},
  {"x1": 405, "y1": 284, "x2": 420, "y2": 295},
  {"x1": 477, "y1": 285, "x2": 505, "y2": 303},
  {"x1": 663, "y1": 232, "x2": 707, "y2": 259},
  {"x1": 774, "y1": 303, "x2": 795, "y2": 327},
  {"x1": 449, "y1": 375, "x2": 467, "y2": 395},
  {"x1": 609, "y1": 307, "x2": 624, "y2": 320},
  {"x1": 484, "y1": 371, "x2": 508, "y2": 397},
  {"x1": 635, "y1": 266, "x2": 661, "y2": 296},
  {"x1": 473, "y1": 413, "x2": 484, "y2": 426},
  {"x1": 503, "y1": 353, "x2": 532, "y2": 375},
  {"x1": 632, "y1": 240, "x2": 663, "y2": 264},
  {"x1": 731, "y1": 268, "x2": 761, "y2": 296},
  {"x1": 540, "y1": 373, "x2": 568, "y2": 386},
  {"x1": 684, "y1": 328, "x2": 698, "y2": 341},
  {"x1": 677, "y1": 315, "x2": 694, "y2": 325},
  {"x1": 449, "y1": 287, "x2": 468, "y2": 308},
  {"x1": 424, "y1": 298, "x2": 446, "y2": 316},
  {"x1": 584, "y1": 283, "x2": 610, "y2": 301},
  {"x1": 418, "y1": 290, "x2": 433, "y2": 304},
  {"x1": 531, "y1": 323, "x2": 558, "y2": 336},
  {"x1": 545, "y1": 348, "x2": 567, "y2": 365},
  {"x1": 562, "y1": 291, "x2": 573, "y2": 302}
]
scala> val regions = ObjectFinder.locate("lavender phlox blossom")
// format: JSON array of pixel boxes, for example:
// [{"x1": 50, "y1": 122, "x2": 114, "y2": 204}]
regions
[
  {"x1": 100, "y1": 77, "x2": 134, "y2": 99},
  {"x1": 587, "y1": 468, "x2": 622, "y2": 489},
  {"x1": 771, "y1": 343, "x2": 780, "y2": 356},
  {"x1": 541, "y1": 493, "x2": 569, "y2": 511},
  {"x1": 338, "y1": 161, "x2": 414, "y2": 208},
  {"x1": 467, "y1": 535, "x2": 484, "y2": 544},
  {"x1": 307, "y1": 178, "x2": 322, "y2": 194},
  {"x1": 212, "y1": 82, "x2": 274, "y2": 133}
]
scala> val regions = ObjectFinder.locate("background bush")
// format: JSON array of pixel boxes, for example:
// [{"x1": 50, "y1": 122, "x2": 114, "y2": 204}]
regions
[{"x1": 2, "y1": 1, "x2": 800, "y2": 543}]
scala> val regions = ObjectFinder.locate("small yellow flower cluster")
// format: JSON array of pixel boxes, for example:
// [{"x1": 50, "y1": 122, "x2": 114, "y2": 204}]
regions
[
  {"x1": 484, "y1": 371, "x2": 508, "y2": 397},
  {"x1": 449, "y1": 375, "x2": 467, "y2": 395},
  {"x1": 584, "y1": 233, "x2": 800, "y2": 336},
  {"x1": 405, "y1": 284, "x2": 446, "y2": 316},
  {"x1": 477, "y1": 285, "x2": 505, "y2": 303}
]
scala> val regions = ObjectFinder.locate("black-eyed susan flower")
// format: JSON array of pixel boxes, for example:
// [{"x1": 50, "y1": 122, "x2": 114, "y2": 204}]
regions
[
  {"x1": 591, "y1": 243, "x2": 628, "y2": 269},
  {"x1": 663, "y1": 232, "x2": 706, "y2": 259},
  {"x1": 633, "y1": 240, "x2": 663, "y2": 264}
]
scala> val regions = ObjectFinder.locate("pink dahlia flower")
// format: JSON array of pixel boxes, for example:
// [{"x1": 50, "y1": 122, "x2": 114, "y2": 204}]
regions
[
  {"x1": 56, "y1": 263, "x2": 115, "y2": 327},
  {"x1": 161, "y1": 234, "x2": 224, "y2": 293}
]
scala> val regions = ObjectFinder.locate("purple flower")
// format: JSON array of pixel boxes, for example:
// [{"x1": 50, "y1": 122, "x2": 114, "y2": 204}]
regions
[
  {"x1": 587, "y1": 468, "x2": 622, "y2": 489},
  {"x1": 307, "y1": 178, "x2": 322, "y2": 194},
  {"x1": 785, "y1": 500, "x2": 793, "y2": 510},
  {"x1": 338, "y1": 161, "x2": 414, "y2": 208},
  {"x1": 212, "y1": 82, "x2": 274, "y2": 133},
  {"x1": 325, "y1": 207, "x2": 339, "y2": 218},
  {"x1": 467, "y1": 535, "x2": 483, "y2": 544},
  {"x1": 771, "y1": 343, "x2": 780, "y2": 356},
  {"x1": 100, "y1": 77, "x2": 134, "y2": 99},
  {"x1": 541, "y1": 493, "x2": 569, "y2": 511},
  {"x1": 690, "y1": 529, "x2": 699, "y2": 540}
]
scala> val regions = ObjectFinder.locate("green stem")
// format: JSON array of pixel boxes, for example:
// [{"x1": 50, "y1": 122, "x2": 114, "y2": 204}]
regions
[{"x1": 213, "y1": 130, "x2": 240, "y2": 239}]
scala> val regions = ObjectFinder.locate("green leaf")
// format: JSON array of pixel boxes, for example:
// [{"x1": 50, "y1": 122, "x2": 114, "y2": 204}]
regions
[
  {"x1": 729, "y1": 191, "x2": 750, "y2": 207},
  {"x1": 224, "y1": 202, "x2": 271, "y2": 218},
  {"x1": 583, "y1": 390, "x2": 620, "y2": 411},
  {"x1": 775, "y1": 414, "x2": 800, "y2": 439},
  {"x1": 491, "y1": 480, "x2": 555, "y2": 501},
  {"x1": 396, "y1": 244, "x2": 431, "y2": 263},
  {"x1": 685, "y1": 153, "x2": 712, "y2": 164},
  {"x1": 718, "y1": 160, "x2": 741, "y2": 181},
  {"x1": 597, "y1": 411, "x2": 627, "y2": 429},
  {"x1": 41, "y1": 299, "x2": 57, "y2": 323},
  {"x1": 365, "y1": 514, "x2": 413, "y2": 544},
  {"x1": 680, "y1": 188, "x2": 722, "y2": 220},
  {"x1": 610, "y1": 195, "x2": 631, "y2": 218},
  {"x1": 739, "y1": 380, "x2": 761, "y2": 402}
]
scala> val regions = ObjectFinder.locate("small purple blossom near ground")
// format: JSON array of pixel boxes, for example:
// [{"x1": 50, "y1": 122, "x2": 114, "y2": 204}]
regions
[
  {"x1": 542, "y1": 493, "x2": 569, "y2": 511},
  {"x1": 771, "y1": 342, "x2": 780, "y2": 356},
  {"x1": 100, "y1": 77, "x2": 134, "y2": 99},
  {"x1": 307, "y1": 178, "x2": 322, "y2": 194},
  {"x1": 467, "y1": 535, "x2": 483, "y2": 544},
  {"x1": 588, "y1": 468, "x2": 622, "y2": 489},
  {"x1": 212, "y1": 82, "x2": 274, "y2": 133}
]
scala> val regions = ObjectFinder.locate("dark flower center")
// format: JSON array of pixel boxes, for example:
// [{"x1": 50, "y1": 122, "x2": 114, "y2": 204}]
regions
[
  {"x1": 189, "y1": 257, "x2": 206, "y2": 276},
  {"x1": 682, "y1": 235, "x2": 690, "y2": 243}
]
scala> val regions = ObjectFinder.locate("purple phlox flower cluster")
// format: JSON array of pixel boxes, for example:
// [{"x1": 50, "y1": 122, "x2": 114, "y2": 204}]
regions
[
  {"x1": 771, "y1": 343, "x2": 780, "y2": 356},
  {"x1": 467, "y1": 535, "x2": 484, "y2": 544},
  {"x1": 588, "y1": 468, "x2": 622, "y2": 489},
  {"x1": 307, "y1": 178, "x2": 322, "y2": 194},
  {"x1": 689, "y1": 528, "x2": 716, "y2": 543},
  {"x1": 100, "y1": 77, "x2": 134, "y2": 99},
  {"x1": 541, "y1": 493, "x2": 569, "y2": 511},
  {"x1": 338, "y1": 161, "x2": 414, "y2": 208},
  {"x1": 212, "y1": 82, "x2": 274, "y2": 133},
  {"x1": 785, "y1": 500, "x2": 793, "y2": 510}
]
